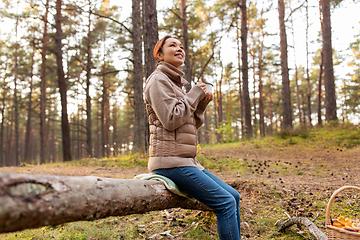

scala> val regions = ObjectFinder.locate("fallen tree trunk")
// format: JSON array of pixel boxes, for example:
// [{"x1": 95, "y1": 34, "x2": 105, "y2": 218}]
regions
[
  {"x1": 279, "y1": 217, "x2": 328, "y2": 240},
  {"x1": 0, "y1": 172, "x2": 211, "y2": 233}
]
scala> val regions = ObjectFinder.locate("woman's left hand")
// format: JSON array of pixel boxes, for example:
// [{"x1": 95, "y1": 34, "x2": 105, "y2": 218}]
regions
[{"x1": 201, "y1": 91, "x2": 213, "y2": 104}]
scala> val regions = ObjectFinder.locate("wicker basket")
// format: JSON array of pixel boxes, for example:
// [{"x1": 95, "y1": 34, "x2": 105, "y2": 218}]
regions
[{"x1": 326, "y1": 186, "x2": 360, "y2": 240}]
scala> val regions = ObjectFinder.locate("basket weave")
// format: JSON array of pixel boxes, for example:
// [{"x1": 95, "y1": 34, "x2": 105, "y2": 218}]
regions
[{"x1": 326, "y1": 186, "x2": 360, "y2": 240}]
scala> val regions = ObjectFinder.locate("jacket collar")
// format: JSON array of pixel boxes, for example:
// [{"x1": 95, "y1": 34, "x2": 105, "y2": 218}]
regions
[{"x1": 156, "y1": 61, "x2": 189, "y2": 87}]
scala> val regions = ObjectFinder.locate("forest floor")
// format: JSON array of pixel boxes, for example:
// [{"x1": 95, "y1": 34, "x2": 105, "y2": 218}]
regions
[{"x1": 1, "y1": 123, "x2": 360, "y2": 239}]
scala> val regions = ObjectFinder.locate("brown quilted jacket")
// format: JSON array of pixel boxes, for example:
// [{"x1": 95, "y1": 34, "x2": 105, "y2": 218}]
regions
[{"x1": 144, "y1": 62, "x2": 208, "y2": 171}]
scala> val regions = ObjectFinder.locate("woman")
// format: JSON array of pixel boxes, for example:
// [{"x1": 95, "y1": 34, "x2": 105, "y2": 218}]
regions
[{"x1": 144, "y1": 35, "x2": 241, "y2": 240}]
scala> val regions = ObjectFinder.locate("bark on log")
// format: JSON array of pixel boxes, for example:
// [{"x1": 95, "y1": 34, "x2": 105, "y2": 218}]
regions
[
  {"x1": 0, "y1": 172, "x2": 211, "y2": 233},
  {"x1": 279, "y1": 217, "x2": 328, "y2": 240}
]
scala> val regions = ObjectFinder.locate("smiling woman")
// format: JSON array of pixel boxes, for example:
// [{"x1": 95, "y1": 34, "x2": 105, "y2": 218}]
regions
[
  {"x1": 153, "y1": 36, "x2": 185, "y2": 68},
  {"x1": 143, "y1": 35, "x2": 241, "y2": 240}
]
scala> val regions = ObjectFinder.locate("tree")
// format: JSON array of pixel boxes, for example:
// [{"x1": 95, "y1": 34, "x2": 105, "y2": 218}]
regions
[
  {"x1": 13, "y1": 15, "x2": 20, "y2": 166},
  {"x1": 181, "y1": 0, "x2": 192, "y2": 92},
  {"x1": 85, "y1": 0, "x2": 93, "y2": 158},
  {"x1": 142, "y1": 0, "x2": 158, "y2": 79},
  {"x1": 321, "y1": 0, "x2": 337, "y2": 122},
  {"x1": 132, "y1": 0, "x2": 145, "y2": 153},
  {"x1": 40, "y1": 0, "x2": 50, "y2": 164},
  {"x1": 278, "y1": 0, "x2": 292, "y2": 130},
  {"x1": 24, "y1": 32, "x2": 36, "y2": 164},
  {"x1": 55, "y1": 0, "x2": 72, "y2": 161},
  {"x1": 240, "y1": 0, "x2": 252, "y2": 138},
  {"x1": 305, "y1": 0, "x2": 312, "y2": 126},
  {"x1": 142, "y1": 0, "x2": 158, "y2": 152}
]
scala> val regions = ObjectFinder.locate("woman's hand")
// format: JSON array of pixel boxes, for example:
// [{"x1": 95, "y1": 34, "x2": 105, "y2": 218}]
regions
[
  {"x1": 196, "y1": 82, "x2": 207, "y2": 93},
  {"x1": 196, "y1": 82, "x2": 213, "y2": 104},
  {"x1": 201, "y1": 91, "x2": 213, "y2": 104}
]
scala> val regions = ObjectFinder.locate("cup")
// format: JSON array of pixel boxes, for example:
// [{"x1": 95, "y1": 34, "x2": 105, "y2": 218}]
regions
[{"x1": 203, "y1": 82, "x2": 213, "y2": 93}]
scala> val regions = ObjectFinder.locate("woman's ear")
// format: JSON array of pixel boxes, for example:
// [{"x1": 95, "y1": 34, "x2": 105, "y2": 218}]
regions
[{"x1": 156, "y1": 52, "x2": 164, "y2": 62}]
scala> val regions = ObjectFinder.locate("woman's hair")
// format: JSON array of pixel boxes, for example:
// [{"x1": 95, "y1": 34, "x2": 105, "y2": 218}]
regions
[{"x1": 153, "y1": 35, "x2": 179, "y2": 62}]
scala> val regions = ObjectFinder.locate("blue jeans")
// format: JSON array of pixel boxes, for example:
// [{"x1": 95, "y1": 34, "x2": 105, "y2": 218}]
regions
[{"x1": 153, "y1": 167, "x2": 241, "y2": 240}]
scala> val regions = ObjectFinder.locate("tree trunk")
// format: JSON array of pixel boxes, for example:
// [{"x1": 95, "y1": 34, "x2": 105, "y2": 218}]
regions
[
  {"x1": 14, "y1": 17, "x2": 20, "y2": 166},
  {"x1": 142, "y1": 0, "x2": 158, "y2": 79},
  {"x1": 295, "y1": 67, "x2": 302, "y2": 125},
  {"x1": 0, "y1": 172, "x2": 210, "y2": 234},
  {"x1": 240, "y1": 0, "x2": 252, "y2": 138},
  {"x1": 269, "y1": 86, "x2": 274, "y2": 135},
  {"x1": 278, "y1": 0, "x2": 292, "y2": 130},
  {"x1": 142, "y1": 0, "x2": 158, "y2": 152},
  {"x1": 258, "y1": 37, "x2": 265, "y2": 137},
  {"x1": 112, "y1": 105, "x2": 117, "y2": 156},
  {"x1": 321, "y1": 0, "x2": 337, "y2": 122},
  {"x1": 317, "y1": 51, "x2": 324, "y2": 126},
  {"x1": 317, "y1": 3, "x2": 324, "y2": 126},
  {"x1": 86, "y1": 0, "x2": 93, "y2": 158},
  {"x1": 40, "y1": 0, "x2": 50, "y2": 165},
  {"x1": 55, "y1": 0, "x2": 72, "y2": 162},
  {"x1": 305, "y1": 0, "x2": 312, "y2": 126},
  {"x1": 236, "y1": 19, "x2": 244, "y2": 138},
  {"x1": 0, "y1": 77, "x2": 6, "y2": 166},
  {"x1": 24, "y1": 42, "x2": 35, "y2": 164},
  {"x1": 251, "y1": 49, "x2": 257, "y2": 137},
  {"x1": 101, "y1": 61, "x2": 109, "y2": 158},
  {"x1": 181, "y1": 0, "x2": 192, "y2": 92},
  {"x1": 132, "y1": 0, "x2": 145, "y2": 153}
]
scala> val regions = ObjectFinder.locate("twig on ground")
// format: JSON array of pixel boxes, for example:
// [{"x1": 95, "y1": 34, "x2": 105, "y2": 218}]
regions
[{"x1": 278, "y1": 217, "x2": 327, "y2": 240}]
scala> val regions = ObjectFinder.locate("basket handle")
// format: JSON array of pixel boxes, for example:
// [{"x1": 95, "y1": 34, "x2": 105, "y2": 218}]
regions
[{"x1": 325, "y1": 185, "x2": 360, "y2": 226}]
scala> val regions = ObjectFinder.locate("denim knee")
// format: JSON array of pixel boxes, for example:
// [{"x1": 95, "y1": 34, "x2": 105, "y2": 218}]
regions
[
  {"x1": 233, "y1": 190, "x2": 240, "y2": 203},
  {"x1": 214, "y1": 194, "x2": 237, "y2": 214}
]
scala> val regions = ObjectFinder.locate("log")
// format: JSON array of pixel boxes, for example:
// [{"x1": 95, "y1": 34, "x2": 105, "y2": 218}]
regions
[
  {"x1": 278, "y1": 217, "x2": 328, "y2": 240},
  {"x1": 0, "y1": 172, "x2": 211, "y2": 233}
]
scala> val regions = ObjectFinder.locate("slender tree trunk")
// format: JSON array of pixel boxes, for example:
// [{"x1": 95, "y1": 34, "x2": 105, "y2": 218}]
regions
[
  {"x1": 0, "y1": 77, "x2": 6, "y2": 166},
  {"x1": 289, "y1": 7, "x2": 302, "y2": 127},
  {"x1": 112, "y1": 105, "x2": 117, "y2": 156},
  {"x1": 269, "y1": 86, "x2": 274, "y2": 135},
  {"x1": 217, "y1": 53, "x2": 223, "y2": 142},
  {"x1": 236, "y1": 19, "x2": 244, "y2": 138},
  {"x1": 7, "y1": 114, "x2": 14, "y2": 166},
  {"x1": 278, "y1": 0, "x2": 292, "y2": 130},
  {"x1": 96, "y1": 102, "x2": 100, "y2": 158},
  {"x1": 204, "y1": 109, "x2": 209, "y2": 143},
  {"x1": 317, "y1": 3, "x2": 324, "y2": 126},
  {"x1": 86, "y1": 0, "x2": 93, "y2": 158},
  {"x1": 321, "y1": 0, "x2": 337, "y2": 122},
  {"x1": 142, "y1": 0, "x2": 158, "y2": 152},
  {"x1": 251, "y1": 49, "x2": 257, "y2": 136},
  {"x1": 132, "y1": 0, "x2": 145, "y2": 153},
  {"x1": 294, "y1": 67, "x2": 302, "y2": 125},
  {"x1": 258, "y1": 37, "x2": 265, "y2": 137},
  {"x1": 55, "y1": 0, "x2": 72, "y2": 162},
  {"x1": 317, "y1": 51, "x2": 323, "y2": 126},
  {"x1": 14, "y1": 17, "x2": 20, "y2": 166},
  {"x1": 24, "y1": 43, "x2": 35, "y2": 163},
  {"x1": 214, "y1": 79, "x2": 221, "y2": 143},
  {"x1": 240, "y1": 0, "x2": 252, "y2": 138},
  {"x1": 305, "y1": 0, "x2": 312, "y2": 126},
  {"x1": 101, "y1": 62, "x2": 109, "y2": 158},
  {"x1": 40, "y1": 0, "x2": 50, "y2": 164},
  {"x1": 181, "y1": 0, "x2": 192, "y2": 92}
]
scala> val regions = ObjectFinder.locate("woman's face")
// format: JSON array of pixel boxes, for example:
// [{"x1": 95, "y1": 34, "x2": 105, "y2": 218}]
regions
[{"x1": 157, "y1": 38, "x2": 185, "y2": 68}]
